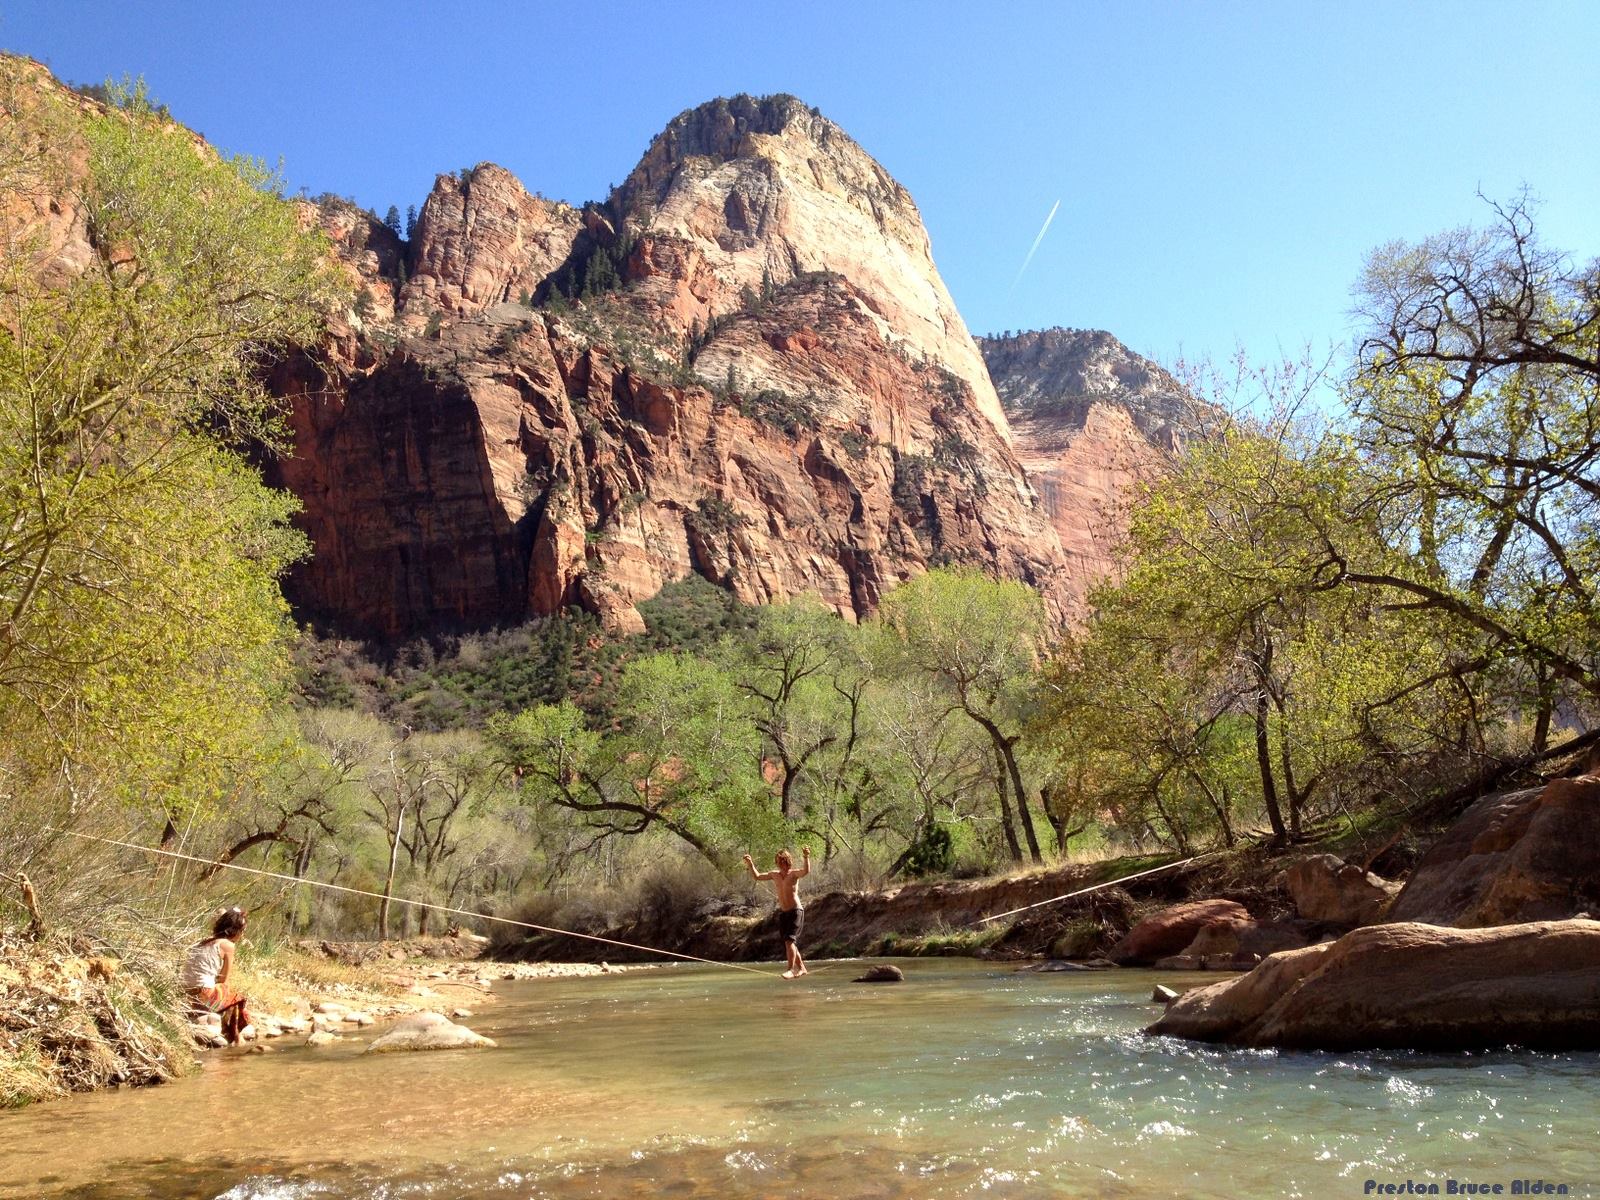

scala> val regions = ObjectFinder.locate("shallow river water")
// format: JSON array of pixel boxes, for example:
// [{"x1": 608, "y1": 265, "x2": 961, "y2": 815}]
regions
[{"x1": 1, "y1": 960, "x2": 1595, "y2": 1199}]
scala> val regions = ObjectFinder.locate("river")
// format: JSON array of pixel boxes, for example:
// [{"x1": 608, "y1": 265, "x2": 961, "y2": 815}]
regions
[{"x1": 1, "y1": 960, "x2": 1594, "y2": 1198}]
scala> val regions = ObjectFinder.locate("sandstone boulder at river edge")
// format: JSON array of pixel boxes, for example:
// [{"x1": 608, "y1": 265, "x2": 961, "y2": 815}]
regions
[
  {"x1": 1278, "y1": 854, "x2": 1401, "y2": 927},
  {"x1": 1106, "y1": 899, "x2": 1251, "y2": 966},
  {"x1": 1146, "y1": 919, "x2": 1600, "y2": 1051},
  {"x1": 1385, "y1": 777, "x2": 1600, "y2": 927}
]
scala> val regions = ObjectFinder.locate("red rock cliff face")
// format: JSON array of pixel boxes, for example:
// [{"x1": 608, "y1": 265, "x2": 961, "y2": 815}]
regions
[
  {"x1": 272, "y1": 96, "x2": 1081, "y2": 637},
  {"x1": 0, "y1": 60, "x2": 1198, "y2": 640},
  {"x1": 980, "y1": 328, "x2": 1210, "y2": 616}
]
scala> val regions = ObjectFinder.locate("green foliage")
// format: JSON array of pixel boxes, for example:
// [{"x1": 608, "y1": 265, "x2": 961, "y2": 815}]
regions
[
  {"x1": 903, "y1": 822, "x2": 955, "y2": 876},
  {"x1": 878, "y1": 568, "x2": 1051, "y2": 863},
  {"x1": 892, "y1": 453, "x2": 930, "y2": 509},
  {"x1": 686, "y1": 496, "x2": 745, "y2": 537},
  {"x1": 740, "y1": 387, "x2": 824, "y2": 435},
  {"x1": 0, "y1": 60, "x2": 337, "y2": 821},
  {"x1": 547, "y1": 219, "x2": 637, "y2": 303}
]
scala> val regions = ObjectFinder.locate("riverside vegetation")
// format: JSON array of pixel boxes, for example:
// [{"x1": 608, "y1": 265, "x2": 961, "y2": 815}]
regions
[{"x1": 2, "y1": 54, "x2": 1599, "y2": 1104}]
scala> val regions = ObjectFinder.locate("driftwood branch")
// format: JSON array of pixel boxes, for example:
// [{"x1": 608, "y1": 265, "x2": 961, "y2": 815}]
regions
[{"x1": 5, "y1": 871, "x2": 47, "y2": 939}]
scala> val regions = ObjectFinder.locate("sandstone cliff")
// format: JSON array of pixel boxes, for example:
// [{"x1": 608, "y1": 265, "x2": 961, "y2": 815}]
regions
[
  {"x1": 272, "y1": 95, "x2": 1081, "y2": 636},
  {"x1": 981, "y1": 328, "x2": 1208, "y2": 614},
  {"x1": 3, "y1": 58, "x2": 1200, "y2": 639}
]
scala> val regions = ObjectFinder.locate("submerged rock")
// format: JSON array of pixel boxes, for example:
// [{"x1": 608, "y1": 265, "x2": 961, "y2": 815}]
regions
[
  {"x1": 1278, "y1": 854, "x2": 1401, "y2": 927},
  {"x1": 1108, "y1": 900, "x2": 1251, "y2": 966},
  {"x1": 1014, "y1": 960, "x2": 1095, "y2": 973},
  {"x1": 851, "y1": 964, "x2": 905, "y2": 984},
  {"x1": 1146, "y1": 918, "x2": 1600, "y2": 1051},
  {"x1": 305, "y1": 1030, "x2": 341, "y2": 1047},
  {"x1": 1387, "y1": 778, "x2": 1600, "y2": 926},
  {"x1": 364, "y1": 1011, "x2": 496, "y2": 1054}
]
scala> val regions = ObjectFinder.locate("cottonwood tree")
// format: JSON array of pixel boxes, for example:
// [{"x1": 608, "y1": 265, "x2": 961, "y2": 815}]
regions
[
  {"x1": 1343, "y1": 200, "x2": 1600, "y2": 742},
  {"x1": 363, "y1": 732, "x2": 445, "y2": 939},
  {"x1": 490, "y1": 653, "x2": 770, "y2": 867},
  {"x1": 725, "y1": 598, "x2": 854, "y2": 823},
  {"x1": 0, "y1": 67, "x2": 337, "y2": 833},
  {"x1": 876, "y1": 568, "x2": 1049, "y2": 864}
]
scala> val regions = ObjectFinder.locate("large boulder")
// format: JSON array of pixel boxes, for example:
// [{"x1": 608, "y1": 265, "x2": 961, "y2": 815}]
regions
[
  {"x1": 1146, "y1": 919, "x2": 1600, "y2": 1051},
  {"x1": 1386, "y1": 778, "x2": 1600, "y2": 927},
  {"x1": 364, "y1": 1012, "x2": 496, "y2": 1054},
  {"x1": 1180, "y1": 916, "x2": 1319, "y2": 960},
  {"x1": 1107, "y1": 899, "x2": 1250, "y2": 966},
  {"x1": 1278, "y1": 854, "x2": 1401, "y2": 926}
]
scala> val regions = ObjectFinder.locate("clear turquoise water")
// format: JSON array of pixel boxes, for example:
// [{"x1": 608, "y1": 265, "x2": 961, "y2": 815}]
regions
[{"x1": 1, "y1": 960, "x2": 1595, "y2": 1199}]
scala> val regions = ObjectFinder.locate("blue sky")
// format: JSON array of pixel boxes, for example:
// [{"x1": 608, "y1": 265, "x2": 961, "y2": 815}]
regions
[{"x1": 5, "y1": 1, "x2": 1596, "y2": 378}]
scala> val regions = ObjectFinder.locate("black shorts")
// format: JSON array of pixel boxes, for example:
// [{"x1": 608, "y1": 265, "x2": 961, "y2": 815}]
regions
[{"x1": 778, "y1": 907, "x2": 804, "y2": 945}]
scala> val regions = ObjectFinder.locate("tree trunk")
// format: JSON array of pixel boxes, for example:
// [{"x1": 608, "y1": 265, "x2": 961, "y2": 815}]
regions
[
  {"x1": 1190, "y1": 773, "x2": 1236, "y2": 848},
  {"x1": 990, "y1": 741, "x2": 1023, "y2": 862},
  {"x1": 977, "y1": 714, "x2": 1042, "y2": 863},
  {"x1": 1531, "y1": 664, "x2": 1554, "y2": 754},
  {"x1": 1249, "y1": 637, "x2": 1288, "y2": 845},
  {"x1": 1005, "y1": 745, "x2": 1044, "y2": 864},
  {"x1": 379, "y1": 803, "x2": 405, "y2": 941}
]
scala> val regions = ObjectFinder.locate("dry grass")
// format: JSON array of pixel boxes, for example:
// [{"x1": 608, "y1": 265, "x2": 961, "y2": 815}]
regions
[
  {"x1": 232, "y1": 942, "x2": 400, "y2": 1014},
  {"x1": 0, "y1": 934, "x2": 192, "y2": 1109}
]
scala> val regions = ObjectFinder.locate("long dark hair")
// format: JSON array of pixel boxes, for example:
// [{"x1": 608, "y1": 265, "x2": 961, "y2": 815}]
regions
[{"x1": 209, "y1": 907, "x2": 246, "y2": 941}]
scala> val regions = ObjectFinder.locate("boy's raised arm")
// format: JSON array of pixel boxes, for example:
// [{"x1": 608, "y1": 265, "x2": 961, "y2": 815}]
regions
[
  {"x1": 796, "y1": 846, "x2": 811, "y2": 878},
  {"x1": 742, "y1": 853, "x2": 774, "y2": 881}
]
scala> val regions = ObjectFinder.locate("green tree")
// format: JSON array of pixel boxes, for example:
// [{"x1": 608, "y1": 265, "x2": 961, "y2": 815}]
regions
[
  {"x1": 0, "y1": 65, "x2": 339, "y2": 826},
  {"x1": 1038, "y1": 407, "x2": 1475, "y2": 850},
  {"x1": 490, "y1": 653, "x2": 772, "y2": 867},
  {"x1": 876, "y1": 567, "x2": 1049, "y2": 863},
  {"x1": 382, "y1": 204, "x2": 402, "y2": 238},
  {"x1": 1343, "y1": 201, "x2": 1600, "y2": 734}
]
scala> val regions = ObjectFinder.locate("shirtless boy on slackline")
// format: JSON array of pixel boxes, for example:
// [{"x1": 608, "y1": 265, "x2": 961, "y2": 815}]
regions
[{"x1": 743, "y1": 847, "x2": 809, "y2": 979}]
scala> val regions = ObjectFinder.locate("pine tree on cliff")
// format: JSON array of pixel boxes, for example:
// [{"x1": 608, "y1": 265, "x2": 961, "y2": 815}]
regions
[
  {"x1": 404, "y1": 204, "x2": 418, "y2": 241},
  {"x1": 383, "y1": 205, "x2": 401, "y2": 238}
]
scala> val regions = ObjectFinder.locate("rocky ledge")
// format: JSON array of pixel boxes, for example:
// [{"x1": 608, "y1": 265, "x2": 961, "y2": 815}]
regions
[{"x1": 1146, "y1": 918, "x2": 1600, "y2": 1052}]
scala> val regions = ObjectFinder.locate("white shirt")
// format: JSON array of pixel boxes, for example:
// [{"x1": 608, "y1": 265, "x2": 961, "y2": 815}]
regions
[{"x1": 180, "y1": 940, "x2": 226, "y2": 989}]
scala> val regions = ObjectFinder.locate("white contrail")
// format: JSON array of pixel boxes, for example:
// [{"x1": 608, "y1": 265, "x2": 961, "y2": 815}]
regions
[{"x1": 1010, "y1": 198, "x2": 1061, "y2": 291}]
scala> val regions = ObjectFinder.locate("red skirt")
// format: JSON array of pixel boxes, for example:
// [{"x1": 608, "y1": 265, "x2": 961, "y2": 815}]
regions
[{"x1": 188, "y1": 985, "x2": 251, "y2": 1043}]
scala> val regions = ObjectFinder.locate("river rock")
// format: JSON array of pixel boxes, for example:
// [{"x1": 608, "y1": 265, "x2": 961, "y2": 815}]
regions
[
  {"x1": 188, "y1": 1024, "x2": 227, "y2": 1049},
  {"x1": 1387, "y1": 778, "x2": 1600, "y2": 927},
  {"x1": 1152, "y1": 985, "x2": 1179, "y2": 1004},
  {"x1": 1182, "y1": 916, "x2": 1315, "y2": 959},
  {"x1": 1146, "y1": 918, "x2": 1600, "y2": 1051},
  {"x1": 852, "y1": 964, "x2": 905, "y2": 983},
  {"x1": 1108, "y1": 899, "x2": 1251, "y2": 966},
  {"x1": 1014, "y1": 960, "x2": 1094, "y2": 973},
  {"x1": 1151, "y1": 952, "x2": 1261, "y2": 971},
  {"x1": 344, "y1": 1011, "x2": 375, "y2": 1027},
  {"x1": 305, "y1": 1030, "x2": 341, "y2": 1047},
  {"x1": 1279, "y1": 854, "x2": 1401, "y2": 926},
  {"x1": 364, "y1": 1012, "x2": 496, "y2": 1054}
]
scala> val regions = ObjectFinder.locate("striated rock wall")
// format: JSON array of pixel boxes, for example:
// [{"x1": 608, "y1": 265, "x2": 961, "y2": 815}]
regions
[
  {"x1": 269, "y1": 276, "x2": 1071, "y2": 637},
  {"x1": 3, "y1": 59, "x2": 1202, "y2": 640},
  {"x1": 272, "y1": 95, "x2": 1084, "y2": 636},
  {"x1": 982, "y1": 328, "x2": 1210, "y2": 615},
  {"x1": 401, "y1": 164, "x2": 583, "y2": 319}
]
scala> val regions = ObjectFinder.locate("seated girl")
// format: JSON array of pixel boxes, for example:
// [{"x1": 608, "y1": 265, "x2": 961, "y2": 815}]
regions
[{"x1": 181, "y1": 907, "x2": 253, "y2": 1044}]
